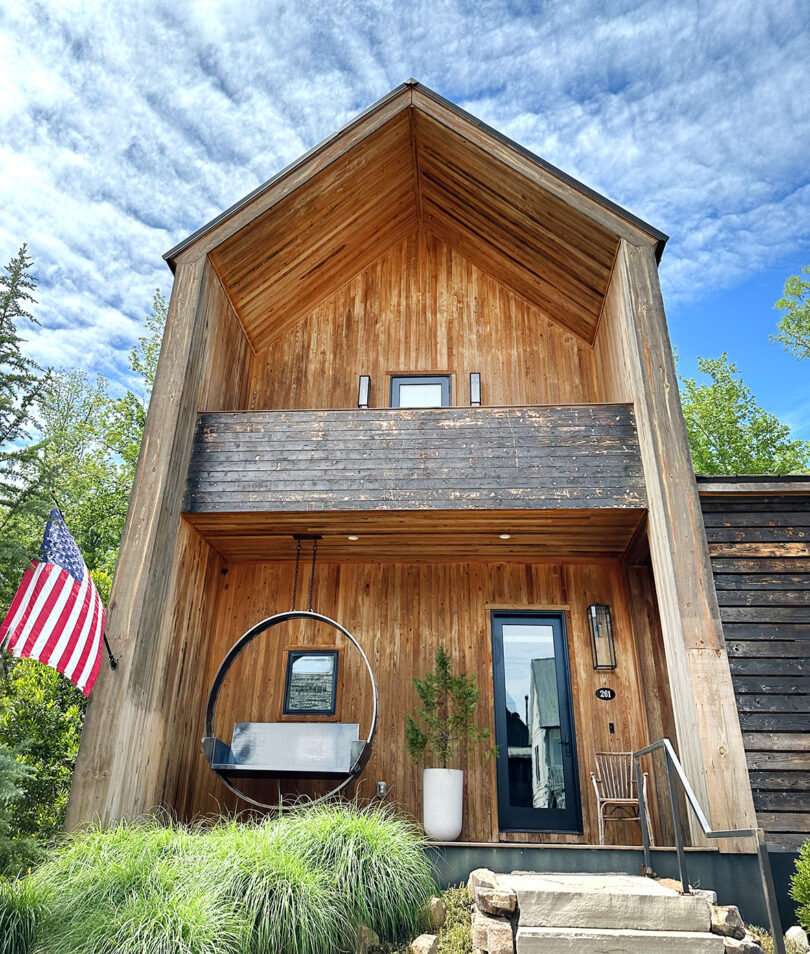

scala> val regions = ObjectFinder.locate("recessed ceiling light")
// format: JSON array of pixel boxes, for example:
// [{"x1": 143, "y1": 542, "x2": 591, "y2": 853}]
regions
[
  {"x1": 347, "y1": 535, "x2": 359, "y2": 541},
  {"x1": 499, "y1": 533, "x2": 512, "y2": 540}
]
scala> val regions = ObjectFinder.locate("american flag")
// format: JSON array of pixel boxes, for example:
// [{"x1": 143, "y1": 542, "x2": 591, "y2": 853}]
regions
[{"x1": 0, "y1": 509, "x2": 105, "y2": 695}]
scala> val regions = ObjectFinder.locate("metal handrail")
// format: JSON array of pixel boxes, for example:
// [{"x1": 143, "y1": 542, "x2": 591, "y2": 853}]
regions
[{"x1": 633, "y1": 738, "x2": 784, "y2": 954}]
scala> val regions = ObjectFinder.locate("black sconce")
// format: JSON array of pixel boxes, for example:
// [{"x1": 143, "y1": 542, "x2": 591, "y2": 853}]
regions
[{"x1": 588, "y1": 604, "x2": 617, "y2": 671}]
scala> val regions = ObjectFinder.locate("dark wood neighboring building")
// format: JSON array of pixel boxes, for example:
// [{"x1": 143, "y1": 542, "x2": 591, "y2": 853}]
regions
[
  {"x1": 699, "y1": 476, "x2": 810, "y2": 853},
  {"x1": 66, "y1": 81, "x2": 774, "y2": 858}
]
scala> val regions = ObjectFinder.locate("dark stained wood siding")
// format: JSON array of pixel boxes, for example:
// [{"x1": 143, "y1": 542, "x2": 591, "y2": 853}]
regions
[
  {"x1": 184, "y1": 404, "x2": 645, "y2": 514},
  {"x1": 700, "y1": 487, "x2": 810, "y2": 851}
]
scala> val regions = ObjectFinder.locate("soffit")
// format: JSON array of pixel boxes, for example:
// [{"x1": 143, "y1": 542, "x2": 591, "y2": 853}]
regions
[
  {"x1": 206, "y1": 91, "x2": 644, "y2": 351},
  {"x1": 185, "y1": 509, "x2": 646, "y2": 563}
]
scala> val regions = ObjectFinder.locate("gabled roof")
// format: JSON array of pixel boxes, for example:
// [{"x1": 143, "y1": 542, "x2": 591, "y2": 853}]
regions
[{"x1": 165, "y1": 81, "x2": 668, "y2": 350}]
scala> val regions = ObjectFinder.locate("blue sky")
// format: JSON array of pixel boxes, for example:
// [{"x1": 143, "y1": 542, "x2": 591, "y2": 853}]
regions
[{"x1": 1, "y1": 1, "x2": 809, "y2": 435}]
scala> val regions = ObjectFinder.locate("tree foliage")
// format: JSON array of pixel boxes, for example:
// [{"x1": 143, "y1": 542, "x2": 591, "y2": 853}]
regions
[
  {"x1": 0, "y1": 245, "x2": 48, "y2": 501},
  {"x1": 772, "y1": 264, "x2": 810, "y2": 361},
  {"x1": 405, "y1": 644, "x2": 493, "y2": 769},
  {"x1": 680, "y1": 353, "x2": 810, "y2": 475},
  {"x1": 0, "y1": 246, "x2": 51, "y2": 607},
  {"x1": 0, "y1": 664, "x2": 82, "y2": 873}
]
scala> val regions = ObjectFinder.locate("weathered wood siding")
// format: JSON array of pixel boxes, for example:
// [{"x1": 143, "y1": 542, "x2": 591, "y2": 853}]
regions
[
  {"x1": 594, "y1": 243, "x2": 757, "y2": 849},
  {"x1": 701, "y1": 487, "x2": 810, "y2": 851},
  {"x1": 66, "y1": 264, "x2": 252, "y2": 827},
  {"x1": 181, "y1": 557, "x2": 667, "y2": 846},
  {"x1": 184, "y1": 405, "x2": 645, "y2": 514},
  {"x1": 246, "y1": 231, "x2": 602, "y2": 410}
]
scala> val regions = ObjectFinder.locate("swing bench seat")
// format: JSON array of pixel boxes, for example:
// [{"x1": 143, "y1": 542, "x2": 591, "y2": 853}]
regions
[{"x1": 202, "y1": 722, "x2": 366, "y2": 779}]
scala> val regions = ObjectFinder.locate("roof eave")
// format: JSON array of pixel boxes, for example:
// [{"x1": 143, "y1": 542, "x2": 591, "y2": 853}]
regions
[{"x1": 163, "y1": 78, "x2": 669, "y2": 273}]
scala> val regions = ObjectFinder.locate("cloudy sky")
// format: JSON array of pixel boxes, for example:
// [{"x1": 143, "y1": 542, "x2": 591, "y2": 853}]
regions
[{"x1": 2, "y1": 1, "x2": 809, "y2": 433}]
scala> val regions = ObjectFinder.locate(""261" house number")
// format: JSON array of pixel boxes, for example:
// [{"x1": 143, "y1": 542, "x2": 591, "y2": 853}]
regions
[{"x1": 595, "y1": 687, "x2": 616, "y2": 701}]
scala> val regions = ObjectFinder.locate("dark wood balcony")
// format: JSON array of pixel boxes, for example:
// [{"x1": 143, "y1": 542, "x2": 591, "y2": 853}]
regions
[
  {"x1": 184, "y1": 404, "x2": 645, "y2": 515},
  {"x1": 182, "y1": 405, "x2": 646, "y2": 561}
]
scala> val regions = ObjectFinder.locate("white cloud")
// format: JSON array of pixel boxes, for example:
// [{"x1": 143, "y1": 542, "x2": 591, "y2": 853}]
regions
[{"x1": 0, "y1": 0, "x2": 808, "y2": 384}]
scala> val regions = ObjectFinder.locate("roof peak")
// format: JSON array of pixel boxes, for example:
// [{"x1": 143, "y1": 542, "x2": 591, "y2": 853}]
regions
[{"x1": 164, "y1": 80, "x2": 667, "y2": 269}]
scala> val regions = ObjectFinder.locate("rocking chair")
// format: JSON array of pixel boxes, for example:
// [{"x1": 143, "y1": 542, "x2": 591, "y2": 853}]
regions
[{"x1": 591, "y1": 751, "x2": 654, "y2": 846}]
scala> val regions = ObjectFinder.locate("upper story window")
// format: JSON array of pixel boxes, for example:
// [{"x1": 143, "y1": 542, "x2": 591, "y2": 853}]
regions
[{"x1": 390, "y1": 374, "x2": 451, "y2": 408}]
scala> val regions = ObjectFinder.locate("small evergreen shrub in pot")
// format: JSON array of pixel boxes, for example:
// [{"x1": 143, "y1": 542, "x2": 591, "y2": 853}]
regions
[
  {"x1": 405, "y1": 644, "x2": 494, "y2": 841},
  {"x1": 791, "y1": 839, "x2": 810, "y2": 931}
]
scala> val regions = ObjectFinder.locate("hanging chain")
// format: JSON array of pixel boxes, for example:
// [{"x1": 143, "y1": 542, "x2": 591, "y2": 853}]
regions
[
  {"x1": 291, "y1": 538, "x2": 302, "y2": 611},
  {"x1": 307, "y1": 538, "x2": 318, "y2": 611}
]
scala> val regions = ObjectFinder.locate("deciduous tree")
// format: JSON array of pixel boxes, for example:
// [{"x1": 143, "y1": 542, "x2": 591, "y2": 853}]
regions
[
  {"x1": 772, "y1": 264, "x2": 810, "y2": 360},
  {"x1": 680, "y1": 353, "x2": 810, "y2": 475}
]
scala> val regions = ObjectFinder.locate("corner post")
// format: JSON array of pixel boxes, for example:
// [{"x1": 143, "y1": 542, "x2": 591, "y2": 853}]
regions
[
  {"x1": 616, "y1": 239, "x2": 757, "y2": 850},
  {"x1": 65, "y1": 255, "x2": 209, "y2": 826}
]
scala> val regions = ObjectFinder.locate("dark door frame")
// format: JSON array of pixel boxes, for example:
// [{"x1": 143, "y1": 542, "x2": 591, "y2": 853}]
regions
[{"x1": 490, "y1": 609, "x2": 582, "y2": 833}]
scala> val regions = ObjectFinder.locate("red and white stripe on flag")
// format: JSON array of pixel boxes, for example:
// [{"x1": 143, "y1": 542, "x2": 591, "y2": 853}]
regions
[{"x1": 0, "y1": 511, "x2": 106, "y2": 695}]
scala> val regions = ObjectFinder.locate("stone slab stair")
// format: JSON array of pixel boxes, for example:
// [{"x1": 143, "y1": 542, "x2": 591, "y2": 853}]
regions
[{"x1": 479, "y1": 872, "x2": 728, "y2": 954}]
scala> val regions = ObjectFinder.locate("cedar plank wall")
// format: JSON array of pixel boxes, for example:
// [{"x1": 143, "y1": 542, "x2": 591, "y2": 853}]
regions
[
  {"x1": 246, "y1": 230, "x2": 600, "y2": 409},
  {"x1": 700, "y1": 488, "x2": 810, "y2": 851},
  {"x1": 182, "y1": 559, "x2": 660, "y2": 845},
  {"x1": 594, "y1": 243, "x2": 760, "y2": 852}
]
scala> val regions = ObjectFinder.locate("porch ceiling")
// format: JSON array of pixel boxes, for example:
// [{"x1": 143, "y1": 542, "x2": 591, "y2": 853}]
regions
[
  {"x1": 207, "y1": 96, "x2": 624, "y2": 351},
  {"x1": 183, "y1": 508, "x2": 646, "y2": 563}
]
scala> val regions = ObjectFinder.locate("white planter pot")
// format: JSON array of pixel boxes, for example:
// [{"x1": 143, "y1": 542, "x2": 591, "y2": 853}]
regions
[{"x1": 422, "y1": 768, "x2": 464, "y2": 841}]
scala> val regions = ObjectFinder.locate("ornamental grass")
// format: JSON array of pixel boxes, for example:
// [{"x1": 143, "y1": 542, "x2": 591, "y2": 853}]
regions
[{"x1": 0, "y1": 802, "x2": 436, "y2": 954}]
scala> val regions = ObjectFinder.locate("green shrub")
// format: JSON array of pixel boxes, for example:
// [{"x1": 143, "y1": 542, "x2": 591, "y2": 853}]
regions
[
  {"x1": 26, "y1": 818, "x2": 246, "y2": 954},
  {"x1": 791, "y1": 839, "x2": 810, "y2": 931},
  {"x1": 0, "y1": 877, "x2": 43, "y2": 954},
  {"x1": 3, "y1": 801, "x2": 435, "y2": 954},
  {"x1": 287, "y1": 801, "x2": 435, "y2": 943},
  {"x1": 201, "y1": 818, "x2": 348, "y2": 954}
]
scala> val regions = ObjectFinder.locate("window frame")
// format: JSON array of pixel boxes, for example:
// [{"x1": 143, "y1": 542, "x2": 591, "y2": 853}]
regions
[{"x1": 389, "y1": 374, "x2": 452, "y2": 408}]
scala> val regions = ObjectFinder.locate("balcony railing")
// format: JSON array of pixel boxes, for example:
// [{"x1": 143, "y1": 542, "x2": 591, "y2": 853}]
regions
[{"x1": 184, "y1": 404, "x2": 645, "y2": 514}]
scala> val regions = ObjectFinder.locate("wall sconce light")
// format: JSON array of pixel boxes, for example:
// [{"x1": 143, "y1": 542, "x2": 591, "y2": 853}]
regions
[
  {"x1": 470, "y1": 372, "x2": 481, "y2": 406},
  {"x1": 358, "y1": 375, "x2": 370, "y2": 408},
  {"x1": 588, "y1": 604, "x2": 617, "y2": 671}
]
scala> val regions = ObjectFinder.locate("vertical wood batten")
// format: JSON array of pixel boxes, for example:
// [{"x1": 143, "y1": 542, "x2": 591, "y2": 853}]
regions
[{"x1": 616, "y1": 241, "x2": 757, "y2": 850}]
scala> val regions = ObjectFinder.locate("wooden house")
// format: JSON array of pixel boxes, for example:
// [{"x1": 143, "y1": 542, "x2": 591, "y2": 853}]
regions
[{"x1": 66, "y1": 81, "x2": 805, "y2": 874}]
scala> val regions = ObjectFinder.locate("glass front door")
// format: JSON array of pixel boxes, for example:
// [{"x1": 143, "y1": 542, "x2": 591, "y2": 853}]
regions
[{"x1": 490, "y1": 611, "x2": 581, "y2": 832}]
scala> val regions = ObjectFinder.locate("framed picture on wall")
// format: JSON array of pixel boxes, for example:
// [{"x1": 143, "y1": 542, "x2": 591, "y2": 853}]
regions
[{"x1": 283, "y1": 649, "x2": 340, "y2": 716}]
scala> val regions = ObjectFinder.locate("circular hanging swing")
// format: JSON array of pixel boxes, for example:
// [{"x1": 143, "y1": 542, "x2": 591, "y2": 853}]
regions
[{"x1": 201, "y1": 538, "x2": 378, "y2": 811}]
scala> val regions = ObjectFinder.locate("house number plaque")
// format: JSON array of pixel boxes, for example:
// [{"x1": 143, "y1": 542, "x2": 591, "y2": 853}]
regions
[{"x1": 595, "y1": 687, "x2": 616, "y2": 701}]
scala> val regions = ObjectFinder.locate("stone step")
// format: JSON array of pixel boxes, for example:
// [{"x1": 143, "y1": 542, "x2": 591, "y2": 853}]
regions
[
  {"x1": 498, "y1": 873, "x2": 711, "y2": 933},
  {"x1": 516, "y1": 925, "x2": 726, "y2": 954}
]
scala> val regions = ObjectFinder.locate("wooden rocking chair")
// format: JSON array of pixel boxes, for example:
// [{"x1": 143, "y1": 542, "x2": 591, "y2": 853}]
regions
[{"x1": 590, "y1": 751, "x2": 654, "y2": 846}]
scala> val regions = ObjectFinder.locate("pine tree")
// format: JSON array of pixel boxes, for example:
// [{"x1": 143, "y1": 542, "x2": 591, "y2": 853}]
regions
[
  {"x1": 405, "y1": 644, "x2": 494, "y2": 769},
  {"x1": 0, "y1": 244, "x2": 49, "y2": 510},
  {"x1": 0, "y1": 244, "x2": 50, "y2": 609}
]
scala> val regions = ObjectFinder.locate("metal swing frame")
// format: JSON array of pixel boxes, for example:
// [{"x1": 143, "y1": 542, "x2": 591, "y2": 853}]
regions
[{"x1": 201, "y1": 539, "x2": 379, "y2": 811}]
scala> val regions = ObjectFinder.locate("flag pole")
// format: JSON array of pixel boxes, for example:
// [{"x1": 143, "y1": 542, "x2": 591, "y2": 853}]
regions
[{"x1": 102, "y1": 630, "x2": 118, "y2": 670}]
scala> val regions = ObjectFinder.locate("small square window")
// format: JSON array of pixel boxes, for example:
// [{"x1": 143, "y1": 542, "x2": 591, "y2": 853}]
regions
[{"x1": 390, "y1": 374, "x2": 451, "y2": 408}]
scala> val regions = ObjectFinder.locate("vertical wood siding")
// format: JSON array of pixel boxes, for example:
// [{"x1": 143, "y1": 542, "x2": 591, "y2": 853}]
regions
[
  {"x1": 246, "y1": 230, "x2": 601, "y2": 410},
  {"x1": 181, "y1": 558, "x2": 672, "y2": 846}
]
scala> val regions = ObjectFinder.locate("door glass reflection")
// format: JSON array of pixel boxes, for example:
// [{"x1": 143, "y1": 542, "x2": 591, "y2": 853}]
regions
[{"x1": 501, "y1": 624, "x2": 565, "y2": 810}]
